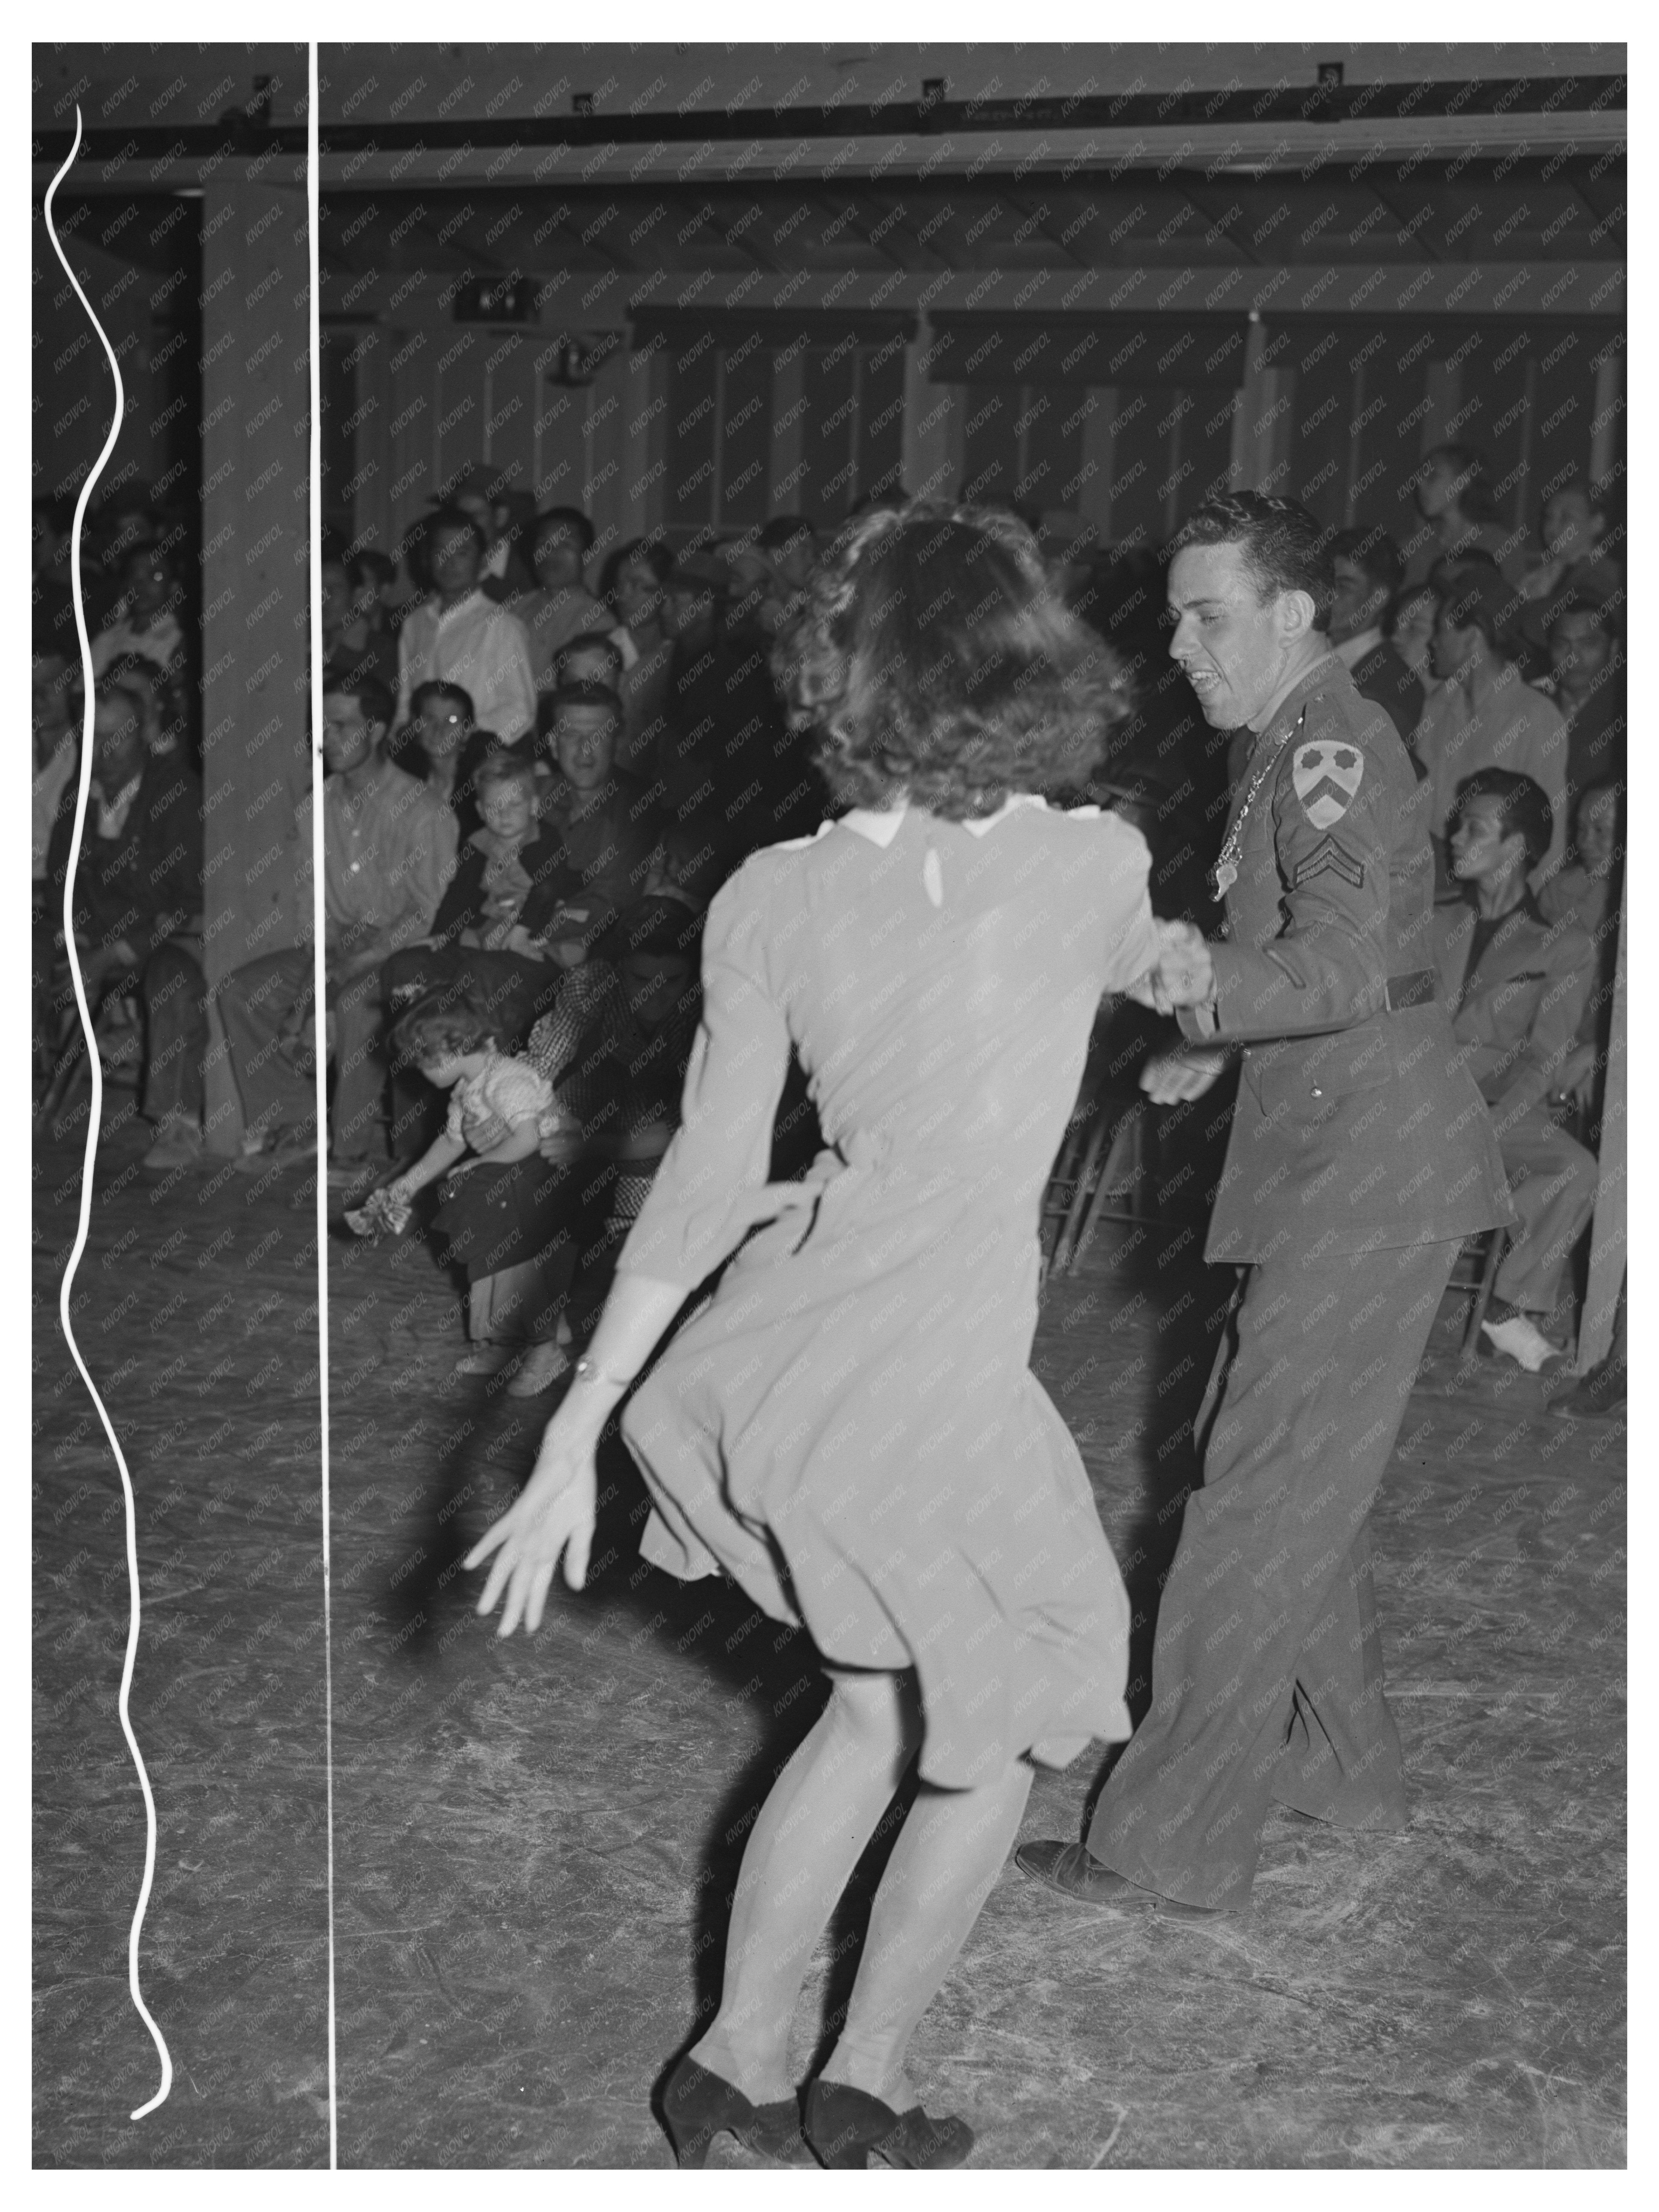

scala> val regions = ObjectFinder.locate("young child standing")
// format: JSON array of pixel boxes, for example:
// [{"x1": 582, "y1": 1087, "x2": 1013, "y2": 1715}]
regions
[{"x1": 384, "y1": 994, "x2": 579, "y2": 1389}]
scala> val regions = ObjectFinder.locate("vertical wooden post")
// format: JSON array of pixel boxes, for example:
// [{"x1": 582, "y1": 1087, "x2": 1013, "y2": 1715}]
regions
[
  {"x1": 198, "y1": 170, "x2": 313, "y2": 1156},
  {"x1": 1577, "y1": 874, "x2": 1626, "y2": 1372}
]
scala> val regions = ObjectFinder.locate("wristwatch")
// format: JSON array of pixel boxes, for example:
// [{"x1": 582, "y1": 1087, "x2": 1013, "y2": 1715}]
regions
[{"x1": 572, "y1": 1356, "x2": 630, "y2": 1389}]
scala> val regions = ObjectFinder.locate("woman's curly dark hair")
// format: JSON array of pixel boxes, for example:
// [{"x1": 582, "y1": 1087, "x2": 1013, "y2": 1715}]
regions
[{"x1": 771, "y1": 501, "x2": 1134, "y2": 821}]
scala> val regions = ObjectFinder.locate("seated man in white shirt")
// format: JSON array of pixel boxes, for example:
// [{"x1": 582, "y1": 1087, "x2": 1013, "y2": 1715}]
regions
[{"x1": 397, "y1": 508, "x2": 537, "y2": 746}]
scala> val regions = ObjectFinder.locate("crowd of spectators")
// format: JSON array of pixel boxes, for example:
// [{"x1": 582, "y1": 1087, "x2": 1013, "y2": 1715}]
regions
[{"x1": 33, "y1": 435, "x2": 1624, "y2": 1386}]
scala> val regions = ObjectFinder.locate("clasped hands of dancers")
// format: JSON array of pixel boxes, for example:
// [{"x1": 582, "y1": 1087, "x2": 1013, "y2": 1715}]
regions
[{"x1": 464, "y1": 492, "x2": 1509, "y2": 2166}]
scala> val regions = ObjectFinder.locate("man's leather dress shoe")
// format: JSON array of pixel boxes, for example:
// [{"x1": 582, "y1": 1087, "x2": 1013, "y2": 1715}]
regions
[{"x1": 1015, "y1": 1840, "x2": 1222, "y2": 1918}]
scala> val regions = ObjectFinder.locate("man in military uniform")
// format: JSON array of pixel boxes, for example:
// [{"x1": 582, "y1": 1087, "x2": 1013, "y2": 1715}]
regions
[{"x1": 1021, "y1": 493, "x2": 1512, "y2": 1915}]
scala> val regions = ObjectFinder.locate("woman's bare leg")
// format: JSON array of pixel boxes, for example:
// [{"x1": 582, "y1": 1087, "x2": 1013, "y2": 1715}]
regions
[
  {"x1": 690, "y1": 1670, "x2": 919, "y2": 2102},
  {"x1": 819, "y1": 1757, "x2": 1034, "y2": 2112}
]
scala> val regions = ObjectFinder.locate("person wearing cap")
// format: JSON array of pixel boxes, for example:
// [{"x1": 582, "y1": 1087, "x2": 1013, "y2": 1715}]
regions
[
  {"x1": 396, "y1": 507, "x2": 537, "y2": 746},
  {"x1": 1413, "y1": 563, "x2": 1569, "y2": 883},
  {"x1": 1019, "y1": 492, "x2": 1510, "y2": 1919}
]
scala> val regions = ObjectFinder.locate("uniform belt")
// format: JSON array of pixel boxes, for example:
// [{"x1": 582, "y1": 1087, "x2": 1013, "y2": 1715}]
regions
[{"x1": 1384, "y1": 969, "x2": 1436, "y2": 1012}]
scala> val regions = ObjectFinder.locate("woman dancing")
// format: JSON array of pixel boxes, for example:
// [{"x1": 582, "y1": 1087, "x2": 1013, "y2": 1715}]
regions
[{"x1": 468, "y1": 503, "x2": 1174, "y2": 2168}]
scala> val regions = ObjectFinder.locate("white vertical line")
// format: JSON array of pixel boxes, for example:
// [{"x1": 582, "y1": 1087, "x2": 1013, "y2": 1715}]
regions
[
  {"x1": 45, "y1": 104, "x2": 173, "y2": 2128},
  {"x1": 307, "y1": 43, "x2": 339, "y2": 2176}
]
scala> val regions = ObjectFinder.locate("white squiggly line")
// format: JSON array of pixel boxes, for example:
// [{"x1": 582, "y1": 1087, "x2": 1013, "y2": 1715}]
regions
[{"x1": 44, "y1": 107, "x2": 173, "y2": 2124}]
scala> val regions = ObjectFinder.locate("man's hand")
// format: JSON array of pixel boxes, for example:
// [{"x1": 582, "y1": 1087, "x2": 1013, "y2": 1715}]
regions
[
  {"x1": 1141, "y1": 1047, "x2": 1229, "y2": 1105},
  {"x1": 1152, "y1": 918, "x2": 1216, "y2": 1010}
]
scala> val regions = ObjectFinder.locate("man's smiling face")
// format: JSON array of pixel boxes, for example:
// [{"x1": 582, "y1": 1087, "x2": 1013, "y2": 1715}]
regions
[{"x1": 1167, "y1": 540, "x2": 1293, "y2": 730}]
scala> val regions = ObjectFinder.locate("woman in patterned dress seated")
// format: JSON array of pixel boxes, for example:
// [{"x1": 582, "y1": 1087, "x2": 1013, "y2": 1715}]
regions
[{"x1": 467, "y1": 505, "x2": 1183, "y2": 2168}]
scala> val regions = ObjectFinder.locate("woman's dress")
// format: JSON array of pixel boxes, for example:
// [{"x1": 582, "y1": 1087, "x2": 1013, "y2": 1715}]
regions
[{"x1": 616, "y1": 797, "x2": 1163, "y2": 1788}]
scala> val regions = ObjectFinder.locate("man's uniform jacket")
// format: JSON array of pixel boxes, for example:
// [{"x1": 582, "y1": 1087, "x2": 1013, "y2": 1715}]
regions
[{"x1": 1180, "y1": 653, "x2": 1511, "y2": 1262}]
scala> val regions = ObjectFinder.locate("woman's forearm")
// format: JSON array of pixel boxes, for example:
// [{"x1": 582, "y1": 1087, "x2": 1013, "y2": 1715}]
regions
[{"x1": 548, "y1": 1272, "x2": 689, "y2": 1443}]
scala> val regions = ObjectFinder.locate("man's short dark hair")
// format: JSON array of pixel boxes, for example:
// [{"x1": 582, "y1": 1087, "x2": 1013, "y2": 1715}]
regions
[
  {"x1": 1435, "y1": 564, "x2": 1511, "y2": 655},
  {"x1": 428, "y1": 507, "x2": 487, "y2": 559},
  {"x1": 1548, "y1": 591, "x2": 1614, "y2": 637},
  {"x1": 553, "y1": 633, "x2": 626, "y2": 684},
  {"x1": 349, "y1": 548, "x2": 397, "y2": 591},
  {"x1": 325, "y1": 670, "x2": 397, "y2": 730},
  {"x1": 1384, "y1": 582, "x2": 1438, "y2": 640},
  {"x1": 550, "y1": 682, "x2": 623, "y2": 729},
  {"x1": 759, "y1": 515, "x2": 815, "y2": 551},
  {"x1": 535, "y1": 507, "x2": 596, "y2": 556},
  {"x1": 1168, "y1": 492, "x2": 1335, "y2": 628},
  {"x1": 1329, "y1": 526, "x2": 1403, "y2": 597},
  {"x1": 1452, "y1": 769, "x2": 1554, "y2": 872},
  {"x1": 409, "y1": 679, "x2": 476, "y2": 723}
]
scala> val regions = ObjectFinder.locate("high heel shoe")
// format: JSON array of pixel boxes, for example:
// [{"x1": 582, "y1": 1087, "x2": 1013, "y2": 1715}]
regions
[
  {"x1": 803, "y1": 2078, "x2": 975, "y2": 2169},
  {"x1": 659, "y1": 2055, "x2": 802, "y2": 2169}
]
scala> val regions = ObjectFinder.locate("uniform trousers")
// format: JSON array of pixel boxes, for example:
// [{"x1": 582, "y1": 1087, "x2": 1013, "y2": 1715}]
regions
[
  {"x1": 1085, "y1": 1236, "x2": 1457, "y2": 1910},
  {"x1": 1486, "y1": 1098, "x2": 1597, "y2": 1317}
]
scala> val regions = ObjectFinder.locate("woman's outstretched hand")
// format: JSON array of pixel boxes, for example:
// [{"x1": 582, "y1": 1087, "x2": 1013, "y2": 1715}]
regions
[{"x1": 464, "y1": 1425, "x2": 598, "y2": 1635}]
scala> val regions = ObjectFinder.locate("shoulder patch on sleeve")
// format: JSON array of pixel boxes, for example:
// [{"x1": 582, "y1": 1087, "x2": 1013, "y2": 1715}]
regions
[
  {"x1": 1292, "y1": 738, "x2": 1366, "y2": 828},
  {"x1": 1293, "y1": 834, "x2": 1366, "y2": 890}
]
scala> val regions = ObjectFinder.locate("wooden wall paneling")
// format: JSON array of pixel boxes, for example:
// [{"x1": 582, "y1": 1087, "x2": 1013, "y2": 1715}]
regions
[
  {"x1": 1421, "y1": 359, "x2": 1462, "y2": 451},
  {"x1": 34, "y1": 220, "x2": 158, "y2": 508},
  {"x1": 1349, "y1": 333, "x2": 1423, "y2": 545},
  {"x1": 1109, "y1": 386, "x2": 1166, "y2": 548},
  {"x1": 352, "y1": 323, "x2": 394, "y2": 556},
  {"x1": 583, "y1": 349, "x2": 634, "y2": 566},
  {"x1": 386, "y1": 325, "x2": 433, "y2": 555},
  {"x1": 616, "y1": 344, "x2": 663, "y2": 543},
  {"x1": 534, "y1": 365, "x2": 588, "y2": 515},
  {"x1": 805, "y1": 342, "x2": 860, "y2": 520},
  {"x1": 959, "y1": 382, "x2": 1013, "y2": 506},
  {"x1": 1589, "y1": 327, "x2": 1625, "y2": 491},
  {"x1": 771, "y1": 339, "x2": 810, "y2": 513},
  {"x1": 1157, "y1": 388, "x2": 1190, "y2": 539},
  {"x1": 1458, "y1": 325, "x2": 1533, "y2": 538},
  {"x1": 1180, "y1": 385, "x2": 1238, "y2": 521},
  {"x1": 1289, "y1": 330, "x2": 1354, "y2": 529},
  {"x1": 1016, "y1": 382, "x2": 1084, "y2": 517},
  {"x1": 318, "y1": 327, "x2": 357, "y2": 538},
  {"x1": 1077, "y1": 385, "x2": 1116, "y2": 535},
  {"x1": 483, "y1": 330, "x2": 536, "y2": 503},
  {"x1": 1530, "y1": 321, "x2": 1596, "y2": 508},
  {"x1": 719, "y1": 337, "x2": 774, "y2": 530},
  {"x1": 665, "y1": 337, "x2": 718, "y2": 532},
  {"x1": 433, "y1": 325, "x2": 484, "y2": 498},
  {"x1": 857, "y1": 335, "x2": 907, "y2": 503}
]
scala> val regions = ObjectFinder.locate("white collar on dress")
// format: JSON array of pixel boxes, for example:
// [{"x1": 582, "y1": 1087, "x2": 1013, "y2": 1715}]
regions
[{"x1": 839, "y1": 793, "x2": 1049, "y2": 847}]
